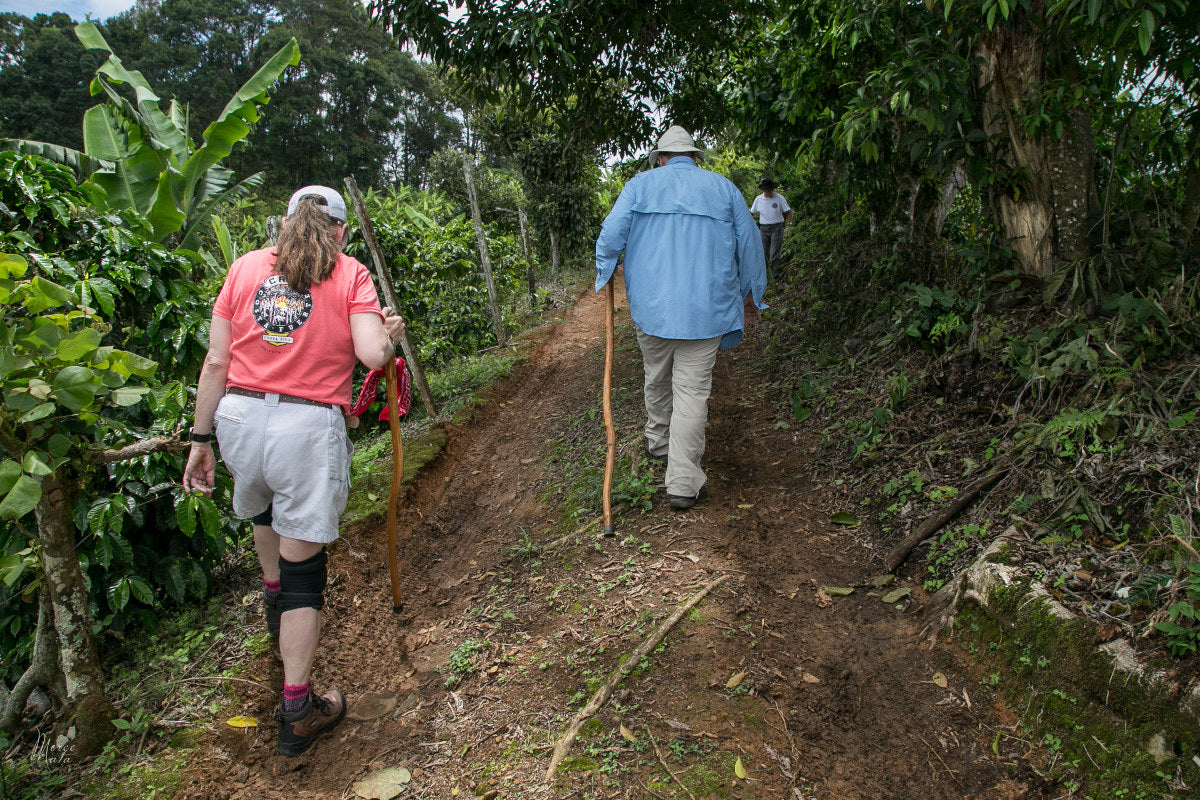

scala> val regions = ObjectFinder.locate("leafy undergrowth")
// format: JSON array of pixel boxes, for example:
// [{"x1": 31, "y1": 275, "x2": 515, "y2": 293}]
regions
[
  {"x1": 765, "y1": 237, "x2": 1200, "y2": 664},
  {"x1": 759, "y1": 230, "x2": 1200, "y2": 796},
  {"x1": 0, "y1": 273, "x2": 585, "y2": 800},
  {"x1": 0, "y1": 573, "x2": 269, "y2": 800}
]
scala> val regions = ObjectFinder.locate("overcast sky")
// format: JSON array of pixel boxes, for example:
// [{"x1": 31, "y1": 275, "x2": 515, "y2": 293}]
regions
[{"x1": 0, "y1": 0, "x2": 137, "y2": 20}]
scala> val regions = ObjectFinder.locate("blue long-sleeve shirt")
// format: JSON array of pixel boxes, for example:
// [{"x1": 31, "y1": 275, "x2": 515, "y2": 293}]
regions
[{"x1": 595, "y1": 156, "x2": 767, "y2": 349}]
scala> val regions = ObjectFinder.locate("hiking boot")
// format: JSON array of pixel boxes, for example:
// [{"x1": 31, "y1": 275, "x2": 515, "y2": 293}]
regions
[
  {"x1": 668, "y1": 485, "x2": 708, "y2": 511},
  {"x1": 264, "y1": 593, "x2": 282, "y2": 637},
  {"x1": 644, "y1": 444, "x2": 667, "y2": 465},
  {"x1": 276, "y1": 689, "x2": 346, "y2": 756}
]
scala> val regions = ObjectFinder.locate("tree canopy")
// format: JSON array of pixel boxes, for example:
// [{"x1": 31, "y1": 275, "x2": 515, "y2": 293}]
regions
[
  {"x1": 1, "y1": 0, "x2": 463, "y2": 192},
  {"x1": 367, "y1": 0, "x2": 770, "y2": 155},
  {"x1": 0, "y1": 13, "x2": 103, "y2": 151}
]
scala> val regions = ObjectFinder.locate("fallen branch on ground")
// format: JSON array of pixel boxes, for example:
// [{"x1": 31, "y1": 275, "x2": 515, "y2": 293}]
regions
[
  {"x1": 886, "y1": 467, "x2": 1009, "y2": 572},
  {"x1": 544, "y1": 574, "x2": 729, "y2": 780},
  {"x1": 543, "y1": 520, "x2": 599, "y2": 552},
  {"x1": 647, "y1": 725, "x2": 698, "y2": 800}
]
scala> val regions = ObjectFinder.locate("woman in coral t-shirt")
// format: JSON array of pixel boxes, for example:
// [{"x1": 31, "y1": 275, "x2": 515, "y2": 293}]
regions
[{"x1": 182, "y1": 185, "x2": 404, "y2": 756}]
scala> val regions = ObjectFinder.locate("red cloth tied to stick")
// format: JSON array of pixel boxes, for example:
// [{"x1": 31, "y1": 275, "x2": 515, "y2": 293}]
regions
[{"x1": 348, "y1": 357, "x2": 411, "y2": 420}]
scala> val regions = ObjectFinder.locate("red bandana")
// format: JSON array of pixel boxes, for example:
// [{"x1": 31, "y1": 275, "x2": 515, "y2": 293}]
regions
[{"x1": 348, "y1": 357, "x2": 412, "y2": 421}]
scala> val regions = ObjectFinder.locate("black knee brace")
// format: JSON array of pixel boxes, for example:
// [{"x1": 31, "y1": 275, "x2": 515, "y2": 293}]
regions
[{"x1": 279, "y1": 548, "x2": 327, "y2": 612}]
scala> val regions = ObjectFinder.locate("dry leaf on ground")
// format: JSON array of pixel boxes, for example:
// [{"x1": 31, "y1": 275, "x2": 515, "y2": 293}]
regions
[{"x1": 352, "y1": 767, "x2": 412, "y2": 800}]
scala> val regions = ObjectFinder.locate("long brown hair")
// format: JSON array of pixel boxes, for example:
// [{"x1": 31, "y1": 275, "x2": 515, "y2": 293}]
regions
[{"x1": 274, "y1": 196, "x2": 343, "y2": 292}]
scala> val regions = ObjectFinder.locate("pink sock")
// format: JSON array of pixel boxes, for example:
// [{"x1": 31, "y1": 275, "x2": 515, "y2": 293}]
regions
[{"x1": 282, "y1": 682, "x2": 309, "y2": 713}]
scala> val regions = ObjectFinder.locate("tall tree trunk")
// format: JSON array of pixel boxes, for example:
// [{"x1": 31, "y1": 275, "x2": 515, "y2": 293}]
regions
[
  {"x1": 518, "y1": 205, "x2": 536, "y2": 311},
  {"x1": 934, "y1": 163, "x2": 967, "y2": 238},
  {"x1": 36, "y1": 472, "x2": 115, "y2": 757},
  {"x1": 549, "y1": 229, "x2": 562, "y2": 273},
  {"x1": 462, "y1": 158, "x2": 507, "y2": 346},
  {"x1": 975, "y1": 1, "x2": 1097, "y2": 279}
]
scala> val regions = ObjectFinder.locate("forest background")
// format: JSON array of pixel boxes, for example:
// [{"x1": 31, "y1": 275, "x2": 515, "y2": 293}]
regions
[{"x1": 0, "y1": 0, "x2": 1198, "y2": 796}]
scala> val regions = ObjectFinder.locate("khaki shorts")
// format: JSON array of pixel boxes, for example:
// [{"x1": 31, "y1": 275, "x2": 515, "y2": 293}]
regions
[{"x1": 214, "y1": 393, "x2": 353, "y2": 543}]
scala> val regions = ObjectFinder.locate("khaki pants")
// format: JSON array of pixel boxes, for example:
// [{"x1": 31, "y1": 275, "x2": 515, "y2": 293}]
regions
[{"x1": 636, "y1": 330, "x2": 722, "y2": 497}]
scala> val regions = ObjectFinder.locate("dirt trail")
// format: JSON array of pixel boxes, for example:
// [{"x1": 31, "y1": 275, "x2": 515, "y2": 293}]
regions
[{"x1": 178, "y1": 279, "x2": 1052, "y2": 799}]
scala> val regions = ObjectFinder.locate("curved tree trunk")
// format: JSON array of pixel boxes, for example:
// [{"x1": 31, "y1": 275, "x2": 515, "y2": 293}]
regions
[
  {"x1": 0, "y1": 583, "x2": 63, "y2": 733},
  {"x1": 36, "y1": 471, "x2": 115, "y2": 757},
  {"x1": 975, "y1": 1, "x2": 1097, "y2": 280}
]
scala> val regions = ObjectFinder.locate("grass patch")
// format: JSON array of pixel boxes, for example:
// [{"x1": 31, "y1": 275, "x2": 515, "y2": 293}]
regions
[
  {"x1": 342, "y1": 349, "x2": 524, "y2": 525},
  {"x1": 343, "y1": 426, "x2": 447, "y2": 525},
  {"x1": 428, "y1": 351, "x2": 526, "y2": 417}
]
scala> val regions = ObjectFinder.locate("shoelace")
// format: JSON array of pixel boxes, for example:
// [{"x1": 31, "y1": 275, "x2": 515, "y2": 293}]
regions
[{"x1": 310, "y1": 693, "x2": 333, "y2": 714}]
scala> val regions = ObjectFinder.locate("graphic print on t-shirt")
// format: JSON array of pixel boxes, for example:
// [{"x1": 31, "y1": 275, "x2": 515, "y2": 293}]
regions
[{"x1": 252, "y1": 274, "x2": 313, "y2": 346}]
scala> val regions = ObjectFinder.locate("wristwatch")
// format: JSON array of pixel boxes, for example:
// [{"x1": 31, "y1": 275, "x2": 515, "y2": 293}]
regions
[{"x1": 189, "y1": 428, "x2": 212, "y2": 443}]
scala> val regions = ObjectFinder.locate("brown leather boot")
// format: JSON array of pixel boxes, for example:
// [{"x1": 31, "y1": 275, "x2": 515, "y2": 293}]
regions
[{"x1": 276, "y1": 689, "x2": 346, "y2": 755}]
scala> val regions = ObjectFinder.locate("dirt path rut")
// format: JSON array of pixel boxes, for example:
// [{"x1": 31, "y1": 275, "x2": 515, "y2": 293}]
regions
[{"x1": 179, "y1": 279, "x2": 1051, "y2": 799}]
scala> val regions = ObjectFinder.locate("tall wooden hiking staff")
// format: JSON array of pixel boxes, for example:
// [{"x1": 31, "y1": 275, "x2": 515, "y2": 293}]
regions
[
  {"x1": 602, "y1": 280, "x2": 616, "y2": 536},
  {"x1": 344, "y1": 176, "x2": 412, "y2": 613},
  {"x1": 381, "y1": 359, "x2": 404, "y2": 612}
]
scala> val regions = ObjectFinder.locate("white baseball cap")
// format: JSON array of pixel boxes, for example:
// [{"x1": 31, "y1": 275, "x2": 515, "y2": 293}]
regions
[{"x1": 286, "y1": 185, "x2": 348, "y2": 223}]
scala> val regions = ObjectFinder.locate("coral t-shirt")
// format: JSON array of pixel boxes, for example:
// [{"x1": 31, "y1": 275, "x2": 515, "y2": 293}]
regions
[{"x1": 213, "y1": 248, "x2": 382, "y2": 406}]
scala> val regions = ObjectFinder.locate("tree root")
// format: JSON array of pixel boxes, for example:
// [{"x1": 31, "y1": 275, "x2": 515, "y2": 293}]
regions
[
  {"x1": 544, "y1": 574, "x2": 729, "y2": 780},
  {"x1": 886, "y1": 467, "x2": 1009, "y2": 572},
  {"x1": 920, "y1": 526, "x2": 1021, "y2": 643}
]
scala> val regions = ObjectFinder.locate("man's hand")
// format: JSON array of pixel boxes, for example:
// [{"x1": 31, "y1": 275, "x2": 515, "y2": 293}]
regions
[{"x1": 744, "y1": 294, "x2": 762, "y2": 328}]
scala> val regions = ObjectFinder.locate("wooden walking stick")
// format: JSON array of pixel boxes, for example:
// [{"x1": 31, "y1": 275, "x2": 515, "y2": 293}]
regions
[
  {"x1": 342, "y1": 176, "x2": 409, "y2": 612},
  {"x1": 602, "y1": 279, "x2": 616, "y2": 536},
  {"x1": 383, "y1": 357, "x2": 405, "y2": 612}
]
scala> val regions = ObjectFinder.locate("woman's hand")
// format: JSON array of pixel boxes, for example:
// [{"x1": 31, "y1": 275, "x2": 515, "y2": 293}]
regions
[
  {"x1": 182, "y1": 443, "x2": 216, "y2": 496},
  {"x1": 382, "y1": 306, "x2": 406, "y2": 346}
]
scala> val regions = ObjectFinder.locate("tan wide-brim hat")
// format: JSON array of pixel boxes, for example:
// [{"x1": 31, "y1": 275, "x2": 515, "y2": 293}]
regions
[{"x1": 648, "y1": 125, "x2": 706, "y2": 166}]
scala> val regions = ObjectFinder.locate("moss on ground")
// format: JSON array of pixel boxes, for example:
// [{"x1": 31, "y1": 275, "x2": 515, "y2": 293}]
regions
[
  {"x1": 343, "y1": 426, "x2": 447, "y2": 524},
  {"x1": 958, "y1": 589, "x2": 1200, "y2": 799},
  {"x1": 678, "y1": 750, "x2": 742, "y2": 798},
  {"x1": 85, "y1": 750, "x2": 187, "y2": 800}
]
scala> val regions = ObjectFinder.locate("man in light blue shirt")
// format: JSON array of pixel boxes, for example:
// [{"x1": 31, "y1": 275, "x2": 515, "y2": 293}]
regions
[{"x1": 596, "y1": 125, "x2": 767, "y2": 510}]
